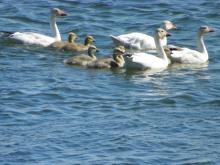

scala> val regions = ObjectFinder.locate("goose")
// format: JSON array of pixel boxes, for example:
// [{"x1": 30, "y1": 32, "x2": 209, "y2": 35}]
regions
[
  {"x1": 87, "y1": 46, "x2": 125, "y2": 69},
  {"x1": 62, "y1": 35, "x2": 95, "y2": 52},
  {"x1": 167, "y1": 26, "x2": 214, "y2": 64},
  {"x1": 110, "y1": 20, "x2": 176, "y2": 52},
  {"x1": 63, "y1": 45, "x2": 98, "y2": 66},
  {"x1": 7, "y1": 8, "x2": 67, "y2": 47},
  {"x1": 124, "y1": 28, "x2": 171, "y2": 70},
  {"x1": 49, "y1": 32, "x2": 77, "y2": 49}
]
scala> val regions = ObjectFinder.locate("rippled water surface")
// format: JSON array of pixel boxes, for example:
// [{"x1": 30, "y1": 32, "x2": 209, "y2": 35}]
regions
[{"x1": 1, "y1": 0, "x2": 220, "y2": 164}]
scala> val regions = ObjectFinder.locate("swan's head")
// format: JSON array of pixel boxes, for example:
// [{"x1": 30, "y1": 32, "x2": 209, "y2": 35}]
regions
[
  {"x1": 155, "y1": 28, "x2": 171, "y2": 40},
  {"x1": 199, "y1": 26, "x2": 215, "y2": 34},
  {"x1": 51, "y1": 8, "x2": 67, "y2": 17},
  {"x1": 85, "y1": 35, "x2": 95, "y2": 46},
  {"x1": 68, "y1": 32, "x2": 77, "y2": 43},
  {"x1": 162, "y1": 20, "x2": 177, "y2": 30},
  {"x1": 88, "y1": 45, "x2": 98, "y2": 58}
]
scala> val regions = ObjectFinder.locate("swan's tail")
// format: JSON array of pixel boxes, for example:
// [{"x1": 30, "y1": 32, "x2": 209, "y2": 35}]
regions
[
  {"x1": 0, "y1": 31, "x2": 14, "y2": 37},
  {"x1": 110, "y1": 35, "x2": 124, "y2": 46}
]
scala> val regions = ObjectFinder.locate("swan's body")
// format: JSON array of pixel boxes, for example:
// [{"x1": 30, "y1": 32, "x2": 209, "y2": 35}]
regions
[
  {"x1": 168, "y1": 26, "x2": 214, "y2": 64},
  {"x1": 124, "y1": 28, "x2": 171, "y2": 70},
  {"x1": 8, "y1": 8, "x2": 67, "y2": 47},
  {"x1": 111, "y1": 32, "x2": 166, "y2": 51},
  {"x1": 64, "y1": 45, "x2": 97, "y2": 66},
  {"x1": 87, "y1": 46, "x2": 125, "y2": 69},
  {"x1": 110, "y1": 20, "x2": 176, "y2": 52}
]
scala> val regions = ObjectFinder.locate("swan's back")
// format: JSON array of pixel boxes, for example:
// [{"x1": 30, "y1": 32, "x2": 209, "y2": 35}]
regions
[
  {"x1": 111, "y1": 32, "x2": 167, "y2": 51},
  {"x1": 170, "y1": 48, "x2": 208, "y2": 64},
  {"x1": 10, "y1": 32, "x2": 55, "y2": 46},
  {"x1": 125, "y1": 53, "x2": 167, "y2": 70}
]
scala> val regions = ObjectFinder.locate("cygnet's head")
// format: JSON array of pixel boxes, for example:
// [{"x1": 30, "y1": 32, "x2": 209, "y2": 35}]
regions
[
  {"x1": 88, "y1": 45, "x2": 98, "y2": 57},
  {"x1": 85, "y1": 35, "x2": 95, "y2": 45},
  {"x1": 68, "y1": 32, "x2": 77, "y2": 43},
  {"x1": 51, "y1": 8, "x2": 67, "y2": 17},
  {"x1": 155, "y1": 28, "x2": 171, "y2": 40},
  {"x1": 162, "y1": 20, "x2": 177, "y2": 30},
  {"x1": 113, "y1": 46, "x2": 126, "y2": 55}
]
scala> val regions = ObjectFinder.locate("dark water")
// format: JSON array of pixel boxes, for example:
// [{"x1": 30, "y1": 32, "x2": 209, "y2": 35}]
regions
[{"x1": 0, "y1": 0, "x2": 220, "y2": 164}]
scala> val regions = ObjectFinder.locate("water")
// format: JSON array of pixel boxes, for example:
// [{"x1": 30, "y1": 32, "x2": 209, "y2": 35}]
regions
[{"x1": 0, "y1": 0, "x2": 220, "y2": 164}]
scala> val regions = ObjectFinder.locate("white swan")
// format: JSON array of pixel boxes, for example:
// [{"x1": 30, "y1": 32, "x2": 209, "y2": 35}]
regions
[
  {"x1": 8, "y1": 8, "x2": 67, "y2": 47},
  {"x1": 124, "y1": 28, "x2": 171, "y2": 70},
  {"x1": 110, "y1": 20, "x2": 176, "y2": 52},
  {"x1": 167, "y1": 26, "x2": 214, "y2": 64}
]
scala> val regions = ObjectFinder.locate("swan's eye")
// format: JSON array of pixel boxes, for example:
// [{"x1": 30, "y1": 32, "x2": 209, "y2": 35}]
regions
[{"x1": 201, "y1": 26, "x2": 208, "y2": 30}]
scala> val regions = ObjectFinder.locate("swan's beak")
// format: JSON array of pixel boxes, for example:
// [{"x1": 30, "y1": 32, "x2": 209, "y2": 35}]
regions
[
  {"x1": 172, "y1": 24, "x2": 177, "y2": 29},
  {"x1": 59, "y1": 10, "x2": 67, "y2": 16},
  {"x1": 166, "y1": 32, "x2": 172, "y2": 37},
  {"x1": 209, "y1": 28, "x2": 215, "y2": 32}
]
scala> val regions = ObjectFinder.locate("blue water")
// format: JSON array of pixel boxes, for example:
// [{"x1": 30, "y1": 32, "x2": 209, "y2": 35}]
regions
[{"x1": 1, "y1": 0, "x2": 220, "y2": 164}]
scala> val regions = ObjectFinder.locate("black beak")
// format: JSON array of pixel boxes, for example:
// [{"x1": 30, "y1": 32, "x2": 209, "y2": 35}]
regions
[
  {"x1": 61, "y1": 13, "x2": 67, "y2": 16},
  {"x1": 166, "y1": 32, "x2": 172, "y2": 37},
  {"x1": 209, "y1": 28, "x2": 215, "y2": 32}
]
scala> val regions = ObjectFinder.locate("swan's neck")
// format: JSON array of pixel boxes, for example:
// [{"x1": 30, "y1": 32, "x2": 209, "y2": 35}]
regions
[
  {"x1": 50, "y1": 15, "x2": 61, "y2": 41},
  {"x1": 197, "y1": 32, "x2": 207, "y2": 54},
  {"x1": 154, "y1": 36, "x2": 169, "y2": 63}
]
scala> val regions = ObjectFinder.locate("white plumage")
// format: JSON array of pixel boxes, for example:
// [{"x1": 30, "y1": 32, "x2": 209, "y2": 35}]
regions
[
  {"x1": 110, "y1": 20, "x2": 176, "y2": 52},
  {"x1": 169, "y1": 26, "x2": 214, "y2": 64},
  {"x1": 7, "y1": 8, "x2": 67, "y2": 47},
  {"x1": 124, "y1": 28, "x2": 171, "y2": 70}
]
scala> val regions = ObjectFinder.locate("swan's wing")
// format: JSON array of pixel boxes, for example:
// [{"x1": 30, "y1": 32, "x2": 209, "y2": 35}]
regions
[
  {"x1": 124, "y1": 53, "x2": 165, "y2": 69},
  {"x1": 126, "y1": 33, "x2": 156, "y2": 51},
  {"x1": 170, "y1": 48, "x2": 203, "y2": 63},
  {"x1": 9, "y1": 32, "x2": 55, "y2": 46},
  {"x1": 111, "y1": 32, "x2": 156, "y2": 51},
  {"x1": 110, "y1": 35, "x2": 126, "y2": 46}
]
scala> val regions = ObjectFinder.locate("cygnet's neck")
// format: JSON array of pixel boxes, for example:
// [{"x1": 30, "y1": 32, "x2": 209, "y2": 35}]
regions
[
  {"x1": 88, "y1": 50, "x2": 97, "y2": 59},
  {"x1": 84, "y1": 39, "x2": 92, "y2": 46},
  {"x1": 68, "y1": 36, "x2": 74, "y2": 43},
  {"x1": 114, "y1": 53, "x2": 124, "y2": 67}
]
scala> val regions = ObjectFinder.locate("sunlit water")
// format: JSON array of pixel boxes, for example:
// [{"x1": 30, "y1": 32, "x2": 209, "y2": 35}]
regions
[{"x1": 0, "y1": 0, "x2": 220, "y2": 164}]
